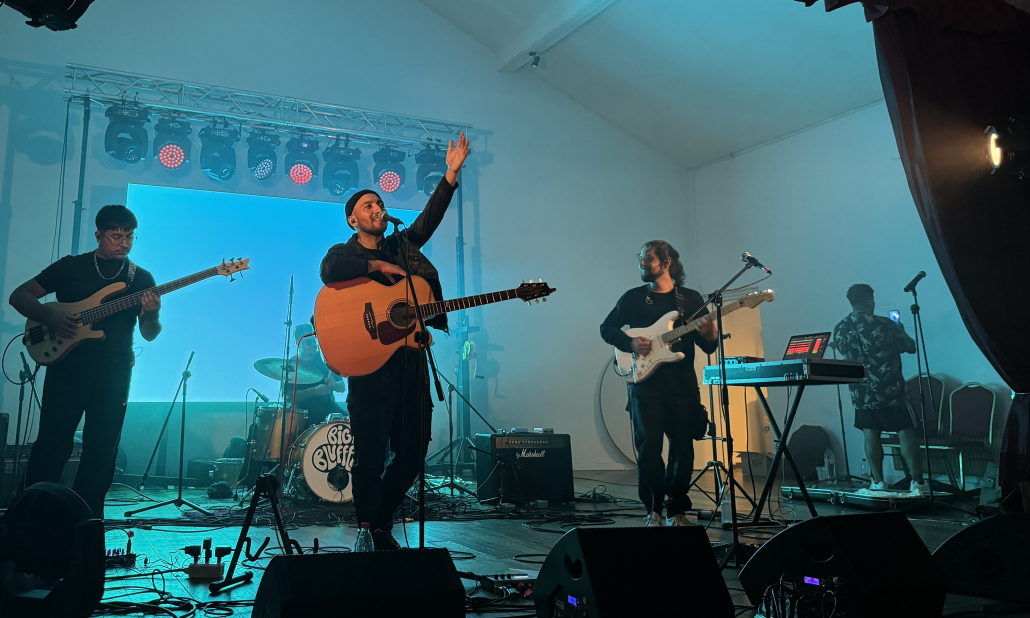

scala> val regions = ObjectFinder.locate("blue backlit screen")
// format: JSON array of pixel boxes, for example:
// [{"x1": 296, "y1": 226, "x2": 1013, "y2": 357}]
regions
[{"x1": 125, "y1": 184, "x2": 420, "y2": 402}]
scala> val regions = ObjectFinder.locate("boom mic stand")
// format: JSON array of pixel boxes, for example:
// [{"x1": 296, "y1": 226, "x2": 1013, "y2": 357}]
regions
[
  {"x1": 907, "y1": 275, "x2": 975, "y2": 515},
  {"x1": 276, "y1": 276, "x2": 295, "y2": 485},
  {"x1": 680, "y1": 254, "x2": 767, "y2": 569},
  {"x1": 425, "y1": 371, "x2": 498, "y2": 496},
  {"x1": 125, "y1": 352, "x2": 211, "y2": 517},
  {"x1": 688, "y1": 351, "x2": 759, "y2": 515}
]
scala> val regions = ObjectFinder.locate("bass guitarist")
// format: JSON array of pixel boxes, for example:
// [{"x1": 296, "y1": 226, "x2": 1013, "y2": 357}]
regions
[
  {"x1": 600, "y1": 240, "x2": 717, "y2": 527},
  {"x1": 319, "y1": 132, "x2": 469, "y2": 551},
  {"x1": 8, "y1": 205, "x2": 161, "y2": 518}
]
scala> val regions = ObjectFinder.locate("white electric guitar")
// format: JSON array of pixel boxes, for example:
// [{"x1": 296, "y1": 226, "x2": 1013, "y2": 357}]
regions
[{"x1": 614, "y1": 289, "x2": 775, "y2": 383}]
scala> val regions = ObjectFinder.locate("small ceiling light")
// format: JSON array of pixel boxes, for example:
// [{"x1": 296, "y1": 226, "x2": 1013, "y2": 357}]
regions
[
  {"x1": 105, "y1": 104, "x2": 149, "y2": 164},
  {"x1": 247, "y1": 130, "x2": 281, "y2": 180},
  {"x1": 199, "y1": 124, "x2": 241, "y2": 182},
  {"x1": 323, "y1": 140, "x2": 362, "y2": 197},
  {"x1": 373, "y1": 147, "x2": 406, "y2": 193},
  {"x1": 286, "y1": 135, "x2": 320, "y2": 185},
  {"x1": 530, "y1": 52, "x2": 541, "y2": 69},
  {"x1": 987, "y1": 119, "x2": 1030, "y2": 178},
  {"x1": 415, "y1": 147, "x2": 447, "y2": 195},
  {"x1": 153, "y1": 117, "x2": 191, "y2": 170}
]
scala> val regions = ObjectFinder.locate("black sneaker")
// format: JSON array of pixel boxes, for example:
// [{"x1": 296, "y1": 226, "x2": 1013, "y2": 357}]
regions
[{"x1": 372, "y1": 528, "x2": 402, "y2": 551}]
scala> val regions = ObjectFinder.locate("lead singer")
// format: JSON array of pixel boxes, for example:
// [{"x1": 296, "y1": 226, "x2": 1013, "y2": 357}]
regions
[
  {"x1": 320, "y1": 133, "x2": 469, "y2": 551},
  {"x1": 600, "y1": 241, "x2": 718, "y2": 527}
]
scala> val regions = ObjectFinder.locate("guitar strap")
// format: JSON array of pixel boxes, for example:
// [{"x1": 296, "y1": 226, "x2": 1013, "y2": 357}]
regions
[{"x1": 126, "y1": 260, "x2": 137, "y2": 287}]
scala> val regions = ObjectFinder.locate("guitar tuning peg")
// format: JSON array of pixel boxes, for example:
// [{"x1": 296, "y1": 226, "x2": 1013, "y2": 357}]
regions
[
  {"x1": 542, "y1": 298, "x2": 547, "y2": 302},
  {"x1": 535, "y1": 299, "x2": 540, "y2": 304},
  {"x1": 522, "y1": 279, "x2": 525, "y2": 283}
]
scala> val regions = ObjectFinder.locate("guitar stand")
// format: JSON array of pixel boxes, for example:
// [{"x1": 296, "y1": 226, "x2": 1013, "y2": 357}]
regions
[{"x1": 210, "y1": 474, "x2": 297, "y2": 594}]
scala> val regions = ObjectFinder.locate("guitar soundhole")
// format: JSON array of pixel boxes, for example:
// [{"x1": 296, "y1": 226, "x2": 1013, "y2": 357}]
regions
[{"x1": 387, "y1": 301, "x2": 417, "y2": 329}]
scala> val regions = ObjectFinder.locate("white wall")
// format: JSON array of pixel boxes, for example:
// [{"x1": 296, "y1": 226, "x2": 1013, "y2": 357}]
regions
[
  {"x1": 689, "y1": 102, "x2": 1009, "y2": 479},
  {"x1": 0, "y1": 0, "x2": 696, "y2": 469}
]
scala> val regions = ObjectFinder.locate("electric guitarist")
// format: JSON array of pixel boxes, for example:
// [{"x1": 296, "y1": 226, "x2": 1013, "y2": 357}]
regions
[
  {"x1": 599, "y1": 240, "x2": 718, "y2": 528},
  {"x1": 319, "y1": 132, "x2": 469, "y2": 551},
  {"x1": 8, "y1": 205, "x2": 160, "y2": 519}
]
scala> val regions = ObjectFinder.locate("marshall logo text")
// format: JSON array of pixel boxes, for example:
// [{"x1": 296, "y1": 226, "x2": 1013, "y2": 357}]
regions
[{"x1": 517, "y1": 449, "x2": 546, "y2": 459}]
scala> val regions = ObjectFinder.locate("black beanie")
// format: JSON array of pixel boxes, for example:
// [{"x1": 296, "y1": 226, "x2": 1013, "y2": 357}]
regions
[{"x1": 345, "y1": 189, "x2": 382, "y2": 229}]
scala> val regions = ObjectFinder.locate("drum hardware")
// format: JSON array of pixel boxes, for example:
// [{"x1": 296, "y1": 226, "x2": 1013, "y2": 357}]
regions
[{"x1": 253, "y1": 357, "x2": 322, "y2": 386}]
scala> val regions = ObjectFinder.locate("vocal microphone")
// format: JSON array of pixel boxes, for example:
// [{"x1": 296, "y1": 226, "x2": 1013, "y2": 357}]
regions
[
  {"x1": 741, "y1": 252, "x2": 772, "y2": 274},
  {"x1": 904, "y1": 271, "x2": 926, "y2": 293},
  {"x1": 379, "y1": 213, "x2": 405, "y2": 227},
  {"x1": 252, "y1": 389, "x2": 270, "y2": 404}
]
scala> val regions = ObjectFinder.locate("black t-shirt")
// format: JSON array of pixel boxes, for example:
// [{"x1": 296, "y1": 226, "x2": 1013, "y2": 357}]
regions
[
  {"x1": 600, "y1": 285, "x2": 718, "y2": 394},
  {"x1": 35, "y1": 252, "x2": 156, "y2": 364},
  {"x1": 286, "y1": 353, "x2": 344, "y2": 423}
]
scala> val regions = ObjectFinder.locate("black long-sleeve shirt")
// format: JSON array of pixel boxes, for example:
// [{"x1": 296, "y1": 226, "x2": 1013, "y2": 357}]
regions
[
  {"x1": 320, "y1": 179, "x2": 457, "y2": 332},
  {"x1": 600, "y1": 285, "x2": 718, "y2": 394}
]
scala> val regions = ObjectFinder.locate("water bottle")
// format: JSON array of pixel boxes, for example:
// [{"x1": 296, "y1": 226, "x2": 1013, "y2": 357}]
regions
[
  {"x1": 355, "y1": 523, "x2": 374, "y2": 552},
  {"x1": 860, "y1": 459, "x2": 868, "y2": 479},
  {"x1": 823, "y1": 449, "x2": 836, "y2": 482}
]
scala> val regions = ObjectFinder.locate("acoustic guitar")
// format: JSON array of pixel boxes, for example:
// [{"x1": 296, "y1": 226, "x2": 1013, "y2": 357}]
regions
[
  {"x1": 23, "y1": 258, "x2": 250, "y2": 365},
  {"x1": 314, "y1": 276, "x2": 555, "y2": 377}
]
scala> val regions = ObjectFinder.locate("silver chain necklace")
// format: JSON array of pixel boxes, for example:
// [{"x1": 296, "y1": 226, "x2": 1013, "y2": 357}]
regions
[
  {"x1": 94, "y1": 252, "x2": 126, "y2": 281},
  {"x1": 645, "y1": 285, "x2": 674, "y2": 305}
]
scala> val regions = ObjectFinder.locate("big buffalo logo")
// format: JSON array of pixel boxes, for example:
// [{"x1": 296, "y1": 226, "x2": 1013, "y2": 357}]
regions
[{"x1": 311, "y1": 423, "x2": 354, "y2": 473}]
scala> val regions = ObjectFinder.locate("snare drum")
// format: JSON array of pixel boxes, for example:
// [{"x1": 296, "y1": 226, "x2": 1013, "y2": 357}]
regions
[
  {"x1": 252, "y1": 404, "x2": 307, "y2": 459},
  {"x1": 284, "y1": 420, "x2": 354, "y2": 503},
  {"x1": 211, "y1": 458, "x2": 245, "y2": 485}
]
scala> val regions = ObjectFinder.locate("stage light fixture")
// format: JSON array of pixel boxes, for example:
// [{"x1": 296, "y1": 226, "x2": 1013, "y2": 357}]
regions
[
  {"x1": 4, "y1": 0, "x2": 97, "y2": 31},
  {"x1": 104, "y1": 105, "x2": 149, "y2": 164},
  {"x1": 285, "y1": 135, "x2": 320, "y2": 185},
  {"x1": 323, "y1": 142, "x2": 362, "y2": 197},
  {"x1": 247, "y1": 130, "x2": 281, "y2": 180},
  {"x1": 199, "y1": 125, "x2": 241, "y2": 182},
  {"x1": 152, "y1": 117, "x2": 191, "y2": 170},
  {"x1": 373, "y1": 147, "x2": 406, "y2": 193},
  {"x1": 415, "y1": 147, "x2": 447, "y2": 195},
  {"x1": 987, "y1": 119, "x2": 1030, "y2": 178}
]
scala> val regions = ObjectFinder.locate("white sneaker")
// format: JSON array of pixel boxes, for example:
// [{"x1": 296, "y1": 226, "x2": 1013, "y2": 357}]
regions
[
  {"x1": 666, "y1": 513, "x2": 696, "y2": 527},
  {"x1": 644, "y1": 512, "x2": 664, "y2": 527},
  {"x1": 869, "y1": 481, "x2": 888, "y2": 491},
  {"x1": 910, "y1": 480, "x2": 929, "y2": 495}
]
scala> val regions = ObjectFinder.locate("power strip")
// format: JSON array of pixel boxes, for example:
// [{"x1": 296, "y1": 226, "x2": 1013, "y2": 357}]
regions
[
  {"x1": 185, "y1": 562, "x2": 225, "y2": 580},
  {"x1": 105, "y1": 553, "x2": 137, "y2": 570}
]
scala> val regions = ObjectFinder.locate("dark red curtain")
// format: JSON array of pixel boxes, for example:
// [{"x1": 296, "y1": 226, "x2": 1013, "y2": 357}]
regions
[{"x1": 800, "y1": 0, "x2": 1030, "y2": 501}]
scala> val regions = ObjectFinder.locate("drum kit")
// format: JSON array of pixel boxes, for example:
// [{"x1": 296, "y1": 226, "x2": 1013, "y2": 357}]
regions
[{"x1": 240, "y1": 357, "x2": 354, "y2": 504}]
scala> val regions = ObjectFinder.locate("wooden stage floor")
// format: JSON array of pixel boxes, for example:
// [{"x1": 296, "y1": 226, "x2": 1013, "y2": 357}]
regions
[{"x1": 88, "y1": 469, "x2": 1024, "y2": 617}]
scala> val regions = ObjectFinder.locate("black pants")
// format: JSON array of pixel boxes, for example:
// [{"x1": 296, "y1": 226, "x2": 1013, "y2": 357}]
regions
[
  {"x1": 25, "y1": 352, "x2": 131, "y2": 519},
  {"x1": 628, "y1": 384, "x2": 705, "y2": 517},
  {"x1": 347, "y1": 350, "x2": 432, "y2": 530}
]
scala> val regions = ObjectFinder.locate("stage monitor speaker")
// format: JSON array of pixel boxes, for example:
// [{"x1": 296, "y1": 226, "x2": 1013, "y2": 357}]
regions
[
  {"x1": 252, "y1": 547, "x2": 464, "y2": 618},
  {"x1": 475, "y1": 433, "x2": 574, "y2": 503},
  {"x1": 534, "y1": 526, "x2": 734, "y2": 617},
  {"x1": 932, "y1": 512, "x2": 1030, "y2": 605},
  {"x1": 739, "y1": 512, "x2": 945, "y2": 618}
]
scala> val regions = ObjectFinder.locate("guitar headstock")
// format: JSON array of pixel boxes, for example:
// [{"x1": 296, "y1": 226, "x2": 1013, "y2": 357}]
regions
[
  {"x1": 217, "y1": 258, "x2": 251, "y2": 280},
  {"x1": 517, "y1": 279, "x2": 556, "y2": 305},
  {"x1": 739, "y1": 289, "x2": 775, "y2": 308}
]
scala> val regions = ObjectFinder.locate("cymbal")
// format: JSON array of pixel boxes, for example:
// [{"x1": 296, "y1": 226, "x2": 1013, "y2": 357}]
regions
[{"x1": 253, "y1": 358, "x2": 322, "y2": 385}]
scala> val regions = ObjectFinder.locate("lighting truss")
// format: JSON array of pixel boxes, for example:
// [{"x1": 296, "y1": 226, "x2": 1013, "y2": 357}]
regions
[{"x1": 66, "y1": 64, "x2": 471, "y2": 150}]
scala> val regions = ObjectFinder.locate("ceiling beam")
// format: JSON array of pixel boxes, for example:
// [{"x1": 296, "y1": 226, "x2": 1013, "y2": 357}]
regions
[{"x1": 496, "y1": 0, "x2": 619, "y2": 73}]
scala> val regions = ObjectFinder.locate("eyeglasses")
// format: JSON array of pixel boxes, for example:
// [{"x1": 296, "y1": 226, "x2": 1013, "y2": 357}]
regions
[{"x1": 103, "y1": 233, "x2": 137, "y2": 246}]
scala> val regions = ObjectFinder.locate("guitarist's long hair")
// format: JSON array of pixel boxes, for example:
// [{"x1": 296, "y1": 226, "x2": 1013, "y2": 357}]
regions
[{"x1": 642, "y1": 240, "x2": 685, "y2": 287}]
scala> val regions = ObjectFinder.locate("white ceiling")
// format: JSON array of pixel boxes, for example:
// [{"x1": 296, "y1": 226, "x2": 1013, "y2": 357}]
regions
[{"x1": 418, "y1": 0, "x2": 884, "y2": 170}]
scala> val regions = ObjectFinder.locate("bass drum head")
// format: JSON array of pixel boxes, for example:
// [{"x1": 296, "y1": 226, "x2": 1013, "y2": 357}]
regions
[{"x1": 295, "y1": 421, "x2": 355, "y2": 503}]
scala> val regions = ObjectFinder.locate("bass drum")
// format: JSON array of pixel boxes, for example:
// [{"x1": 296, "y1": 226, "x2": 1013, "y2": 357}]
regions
[{"x1": 285, "y1": 420, "x2": 354, "y2": 504}]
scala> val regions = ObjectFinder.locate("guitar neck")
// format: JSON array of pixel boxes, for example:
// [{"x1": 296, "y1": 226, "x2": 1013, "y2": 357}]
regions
[
  {"x1": 420, "y1": 289, "x2": 521, "y2": 316},
  {"x1": 661, "y1": 299, "x2": 748, "y2": 344},
  {"x1": 78, "y1": 267, "x2": 222, "y2": 325}
]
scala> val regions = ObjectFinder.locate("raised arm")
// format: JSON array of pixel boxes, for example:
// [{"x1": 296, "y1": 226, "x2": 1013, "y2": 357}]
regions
[{"x1": 403, "y1": 133, "x2": 470, "y2": 248}]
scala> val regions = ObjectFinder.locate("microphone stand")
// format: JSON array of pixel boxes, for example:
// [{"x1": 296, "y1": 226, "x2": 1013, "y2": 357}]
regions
[
  {"x1": 11, "y1": 353, "x2": 35, "y2": 496},
  {"x1": 427, "y1": 372, "x2": 495, "y2": 497},
  {"x1": 679, "y1": 260, "x2": 756, "y2": 569},
  {"x1": 907, "y1": 279, "x2": 975, "y2": 515},
  {"x1": 276, "y1": 276, "x2": 295, "y2": 485},
  {"x1": 390, "y1": 219, "x2": 445, "y2": 550},
  {"x1": 126, "y1": 352, "x2": 211, "y2": 517}
]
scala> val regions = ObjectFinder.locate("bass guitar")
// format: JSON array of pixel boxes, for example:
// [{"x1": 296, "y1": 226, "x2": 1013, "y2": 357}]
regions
[
  {"x1": 314, "y1": 276, "x2": 555, "y2": 377},
  {"x1": 614, "y1": 289, "x2": 774, "y2": 383},
  {"x1": 24, "y1": 258, "x2": 250, "y2": 365}
]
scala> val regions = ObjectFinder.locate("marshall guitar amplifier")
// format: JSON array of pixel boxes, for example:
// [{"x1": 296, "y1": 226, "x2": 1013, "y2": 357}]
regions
[{"x1": 475, "y1": 433, "x2": 574, "y2": 503}]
